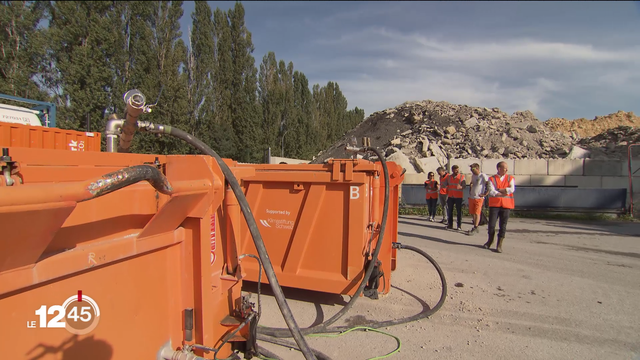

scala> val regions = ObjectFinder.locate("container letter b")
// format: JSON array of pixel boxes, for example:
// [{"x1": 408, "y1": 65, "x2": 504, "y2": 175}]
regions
[{"x1": 350, "y1": 186, "x2": 360, "y2": 200}]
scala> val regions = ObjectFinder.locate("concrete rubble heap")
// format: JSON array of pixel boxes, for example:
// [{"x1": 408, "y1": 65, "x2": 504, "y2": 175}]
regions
[
  {"x1": 576, "y1": 126, "x2": 640, "y2": 160},
  {"x1": 545, "y1": 110, "x2": 640, "y2": 138},
  {"x1": 311, "y1": 100, "x2": 639, "y2": 173}
]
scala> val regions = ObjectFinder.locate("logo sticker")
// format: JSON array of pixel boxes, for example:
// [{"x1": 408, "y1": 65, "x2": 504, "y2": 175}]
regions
[{"x1": 28, "y1": 291, "x2": 101, "y2": 335}]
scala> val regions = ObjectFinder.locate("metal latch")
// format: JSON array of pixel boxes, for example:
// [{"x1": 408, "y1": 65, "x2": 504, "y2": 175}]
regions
[
  {"x1": 0, "y1": 148, "x2": 22, "y2": 186},
  {"x1": 327, "y1": 159, "x2": 358, "y2": 181}
]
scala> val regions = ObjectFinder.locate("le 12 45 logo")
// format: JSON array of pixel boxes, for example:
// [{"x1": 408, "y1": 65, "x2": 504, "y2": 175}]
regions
[{"x1": 27, "y1": 291, "x2": 101, "y2": 335}]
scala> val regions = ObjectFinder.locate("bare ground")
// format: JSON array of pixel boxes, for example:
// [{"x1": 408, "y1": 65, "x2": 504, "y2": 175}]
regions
[{"x1": 244, "y1": 216, "x2": 640, "y2": 360}]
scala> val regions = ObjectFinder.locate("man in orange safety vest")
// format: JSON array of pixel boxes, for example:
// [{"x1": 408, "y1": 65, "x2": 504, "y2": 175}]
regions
[
  {"x1": 443, "y1": 165, "x2": 465, "y2": 231},
  {"x1": 483, "y1": 161, "x2": 515, "y2": 253}
]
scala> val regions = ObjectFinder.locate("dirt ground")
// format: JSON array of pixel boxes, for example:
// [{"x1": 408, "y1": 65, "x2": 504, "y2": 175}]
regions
[{"x1": 245, "y1": 215, "x2": 640, "y2": 360}]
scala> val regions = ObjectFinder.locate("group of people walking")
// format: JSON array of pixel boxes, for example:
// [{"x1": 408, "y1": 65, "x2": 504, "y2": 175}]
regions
[{"x1": 423, "y1": 161, "x2": 515, "y2": 253}]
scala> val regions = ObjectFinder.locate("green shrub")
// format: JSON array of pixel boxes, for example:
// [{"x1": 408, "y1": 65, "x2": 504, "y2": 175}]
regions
[{"x1": 399, "y1": 204, "x2": 470, "y2": 217}]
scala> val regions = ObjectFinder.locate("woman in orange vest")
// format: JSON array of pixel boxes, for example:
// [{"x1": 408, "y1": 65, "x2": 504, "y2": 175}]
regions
[
  {"x1": 424, "y1": 172, "x2": 439, "y2": 222},
  {"x1": 483, "y1": 161, "x2": 516, "y2": 253}
]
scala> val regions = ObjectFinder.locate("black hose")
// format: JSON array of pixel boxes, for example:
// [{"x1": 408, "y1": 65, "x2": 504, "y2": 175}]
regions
[
  {"x1": 257, "y1": 146, "x2": 390, "y2": 338},
  {"x1": 240, "y1": 253, "x2": 262, "y2": 357},
  {"x1": 256, "y1": 241, "x2": 447, "y2": 337},
  {"x1": 152, "y1": 125, "x2": 318, "y2": 360},
  {"x1": 325, "y1": 243, "x2": 447, "y2": 332},
  {"x1": 84, "y1": 164, "x2": 173, "y2": 200}
]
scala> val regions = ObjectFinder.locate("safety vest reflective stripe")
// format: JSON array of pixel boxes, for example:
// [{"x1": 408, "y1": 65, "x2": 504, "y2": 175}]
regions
[
  {"x1": 447, "y1": 174, "x2": 464, "y2": 198},
  {"x1": 488, "y1": 175, "x2": 515, "y2": 209},
  {"x1": 425, "y1": 180, "x2": 438, "y2": 199},
  {"x1": 439, "y1": 174, "x2": 449, "y2": 195}
]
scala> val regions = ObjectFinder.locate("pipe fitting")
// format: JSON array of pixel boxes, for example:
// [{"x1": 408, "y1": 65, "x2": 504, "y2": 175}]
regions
[
  {"x1": 104, "y1": 117, "x2": 167, "y2": 153},
  {"x1": 117, "y1": 89, "x2": 147, "y2": 153},
  {"x1": 157, "y1": 342, "x2": 208, "y2": 360},
  {"x1": 138, "y1": 120, "x2": 168, "y2": 134},
  {"x1": 161, "y1": 350, "x2": 208, "y2": 360},
  {"x1": 345, "y1": 145, "x2": 366, "y2": 153},
  {"x1": 105, "y1": 115, "x2": 125, "y2": 153}
]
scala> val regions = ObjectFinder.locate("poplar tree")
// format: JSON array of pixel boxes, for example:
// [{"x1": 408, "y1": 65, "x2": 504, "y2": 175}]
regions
[
  {"x1": 0, "y1": 0, "x2": 366, "y2": 161},
  {"x1": 187, "y1": 1, "x2": 216, "y2": 148},
  {"x1": 46, "y1": 1, "x2": 120, "y2": 131},
  {"x1": 258, "y1": 51, "x2": 282, "y2": 152},
  {"x1": 290, "y1": 71, "x2": 313, "y2": 159},
  {"x1": 212, "y1": 7, "x2": 237, "y2": 159},
  {"x1": 228, "y1": 2, "x2": 261, "y2": 163},
  {"x1": 278, "y1": 60, "x2": 294, "y2": 157},
  {"x1": 0, "y1": 1, "x2": 48, "y2": 100},
  {"x1": 124, "y1": 1, "x2": 190, "y2": 155}
]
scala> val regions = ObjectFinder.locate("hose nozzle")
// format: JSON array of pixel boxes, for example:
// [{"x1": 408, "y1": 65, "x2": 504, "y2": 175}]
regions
[{"x1": 345, "y1": 145, "x2": 366, "y2": 153}]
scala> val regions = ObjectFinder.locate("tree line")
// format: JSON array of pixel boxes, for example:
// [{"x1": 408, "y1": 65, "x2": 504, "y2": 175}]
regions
[{"x1": 1, "y1": 1, "x2": 365, "y2": 162}]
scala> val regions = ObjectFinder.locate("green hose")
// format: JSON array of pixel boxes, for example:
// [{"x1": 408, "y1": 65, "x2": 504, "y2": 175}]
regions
[
  {"x1": 308, "y1": 326, "x2": 401, "y2": 360},
  {"x1": 257, "y1": 325, "x2": 401, "y2": 360}
]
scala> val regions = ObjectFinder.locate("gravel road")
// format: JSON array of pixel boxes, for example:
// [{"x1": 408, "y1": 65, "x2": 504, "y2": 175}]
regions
[{"x1": 249, "y1": 215, "x2": 640, "y2": 360}]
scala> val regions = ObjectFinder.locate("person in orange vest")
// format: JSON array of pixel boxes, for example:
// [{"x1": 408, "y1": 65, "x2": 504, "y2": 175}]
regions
[
  {"x1": 466, "y1": 163, "x2": 489, "y2": 235},
  {"x1": 424, "y1": 171, "x2": 439, "y2": 221},
  {"x1": 436, "y1": 167, "x2": 449, "y2": 224},
  {"x1": 443, "y1": 165, "x2": 466, "y2": 231},
  {"x1": 483, "y1": 161, "x2": 516, "y2": 253}
]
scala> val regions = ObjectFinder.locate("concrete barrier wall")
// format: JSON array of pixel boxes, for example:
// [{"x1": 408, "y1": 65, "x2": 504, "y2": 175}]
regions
[
  {"x1": 267, "y1": 155, "x2": 639, "y2": 207},
  {"x1": 402, "y1": 158, "x2": 639, "y2": 188},
  {"x1": 401, "y1": 158, "x2": 640, "y2": 208}
]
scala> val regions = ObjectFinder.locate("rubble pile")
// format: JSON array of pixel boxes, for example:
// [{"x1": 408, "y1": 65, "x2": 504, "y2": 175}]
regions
[
  {"x1": 312, "y1": 100, "x2": 577, "y2": 166},
  {"x1": 545, "y1": 111, "x2": 640, "y2": 138},
  {"x1": 575, "y1": 126, "x2": 640, "y2": 160},
  {"x1": 311, "y1": 100, "x2": 639, "y2": 171}
]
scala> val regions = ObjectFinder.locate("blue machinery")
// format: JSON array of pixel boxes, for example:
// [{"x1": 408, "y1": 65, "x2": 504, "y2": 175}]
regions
[{"x1": 0, "y1": 93, "x2": 57, "y2": 128}]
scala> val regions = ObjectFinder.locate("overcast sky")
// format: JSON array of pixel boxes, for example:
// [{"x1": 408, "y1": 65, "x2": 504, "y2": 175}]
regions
[{"x1": 180, "y1": 1, "x2": 640, "y2": 120}]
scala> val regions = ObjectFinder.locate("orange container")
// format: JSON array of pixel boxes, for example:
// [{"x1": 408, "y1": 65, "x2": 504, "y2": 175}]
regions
[
  {"x1": 0, "y1": 121, "x2": 102, "y2": 152},
  {"x1": 233, "y1": 159, "x2": 404, "y2": 296},
  {"x1": 0, "y1": 147, "x2": 253, "y2": 360}
]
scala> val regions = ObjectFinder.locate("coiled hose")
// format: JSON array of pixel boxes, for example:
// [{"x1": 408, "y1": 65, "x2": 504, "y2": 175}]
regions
[
  {"x1": 152, "y1": 125, "x2": 318, "y2": 360},
  {"x1": 256, "y1": 242, "x2": 447, "y2": 356}
]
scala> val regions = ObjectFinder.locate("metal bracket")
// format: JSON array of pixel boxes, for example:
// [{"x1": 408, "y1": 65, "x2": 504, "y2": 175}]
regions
[{"x1": 0, "y1": 148, "x2": 22, "y2": 187}]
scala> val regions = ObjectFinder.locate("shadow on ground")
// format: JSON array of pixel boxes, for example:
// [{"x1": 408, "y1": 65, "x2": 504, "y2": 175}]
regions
[
  {"x1": 533, "y1": 241, "x2": 640, "y2": 260},
  {"x1": 401, "y1": 214, "x2": 640, "y2": 237},
  {"x1": 242, "y1": 281, "x2": 348, "y2": 307},
  {"x1": 508, "y1": 228, "x2": 629, "y2": 237},
  {"x1": 398, "y1": 227, "x2": 485, "y2": 250},
  {"x1": 535, "y1": 220, "x2": 640, "y2": 237}
]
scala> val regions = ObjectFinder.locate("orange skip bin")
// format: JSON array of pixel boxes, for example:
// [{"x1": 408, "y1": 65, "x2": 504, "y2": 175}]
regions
[
  {"x1": 0, "y1": 147, "x2": 252, "y2": 360},
  {"x1": 232, "y1": 159, "x2": 405, "y2": 297}
]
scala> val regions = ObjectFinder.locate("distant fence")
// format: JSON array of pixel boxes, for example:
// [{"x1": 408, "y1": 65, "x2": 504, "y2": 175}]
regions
[{"x1": 400, "y1": 185, "x2": 628, "y2": 214}]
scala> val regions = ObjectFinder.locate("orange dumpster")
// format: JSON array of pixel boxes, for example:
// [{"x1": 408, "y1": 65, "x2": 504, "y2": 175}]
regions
[
  {"x1": 232, "y1": 159, "x2": 404, "y2": 296},
  {"x1": 0, "y1": 121, "x2": 102, "y2": 152},
  {"x1": 0, "y1": 147, "x2": 253, "y2": 360}
]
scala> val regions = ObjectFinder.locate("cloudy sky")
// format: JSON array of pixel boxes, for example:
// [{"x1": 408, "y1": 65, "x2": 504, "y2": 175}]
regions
[{"x1": 180, "y1": 1, "x2": 640, "y2": 121}]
